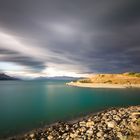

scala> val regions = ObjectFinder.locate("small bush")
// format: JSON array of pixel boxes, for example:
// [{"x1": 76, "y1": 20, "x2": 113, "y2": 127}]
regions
[
  {"x1": 78, "y1": 79, "x2": 92, "y2": 83},
  {"x1": 128, "y1": 72, "x2": 140, "y2": 77},
  {"x1": 135, "y1": 73, "x2": 140, "y2": 77},
  {"x1": 128, "y1": 72, "x2": 136, "y2": 75},
  {"x1": 104, "y1": 80, "x2": 112, "y2": 83}
]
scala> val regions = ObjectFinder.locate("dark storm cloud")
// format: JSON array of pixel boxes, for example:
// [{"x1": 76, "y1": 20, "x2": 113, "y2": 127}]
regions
[
  {"x1": 0, "y1": 48, "x2": 18, "y2": 55},
  {"x1": 0, "y1": 48, "x2": 46, "y2": 71},
  {"x1": 3, "y1": 56, "x2": 46, "y2": 71},
  {"x1": 0, "y1": 0, "x2": 140, "y2": 73}
]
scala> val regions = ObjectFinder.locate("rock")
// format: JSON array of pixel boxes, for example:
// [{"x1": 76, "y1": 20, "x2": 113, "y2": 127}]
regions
[
  {"x1": 29, "y1": 133, "x2": 35, "y2": 138},
  {"x1": 86, "y1": 121, "x2": 94, "y2": 127},
  {"x1": 104, "y1": 134, "x2": 107, "y2": 138},
  {"x1": 96, "y1": 131, "x2": 103, "y2": 138},
  {"x1": 70, "y1": 133, "x2": 78, "y2": 138},
  {"x1": 130, "y1": 120, "x2": 140, "y2": 132},
  {"x1": 79, "y1": 127, "x2": 86, "y2": 132},
  {"x1": 65, "y1": 124, "x2": 70, "y2": 131},
  {"x1": 106, "y1": 121, "x2": 116, "y2": 128},
  {"x1": 81, "y1": 135, "x2": 87, "y2": 139},
  {"x1": 102, "y1": 115, "x2": 107, "y2": 120},
  {"x1": 112, "y1": 110, "x2": 117, "y2": 115},
  {"x1": 86, "y1": 128, "x2": 93, "y2": 136},
  {"x1": 113, "y1": 115, "x2": 121, "y2": 121},
  {"x1": 117, "y1": 132, "x2": 123, "y2": 138},
  {"x1": 47, "y1": 135, "x2": 53, "y2": 140},
  {"x1": 62, "y1": 133, "x2": 68, "y2": 139},
  {"x1": 79, "y1": 121, "x2": 86, "y2": 127},
  {"x1": 75, "y1": 138, "x2": 84, "y2": 140},
  {"x1": 66, "y1": 135, "x2": 70, "y2": 140}
]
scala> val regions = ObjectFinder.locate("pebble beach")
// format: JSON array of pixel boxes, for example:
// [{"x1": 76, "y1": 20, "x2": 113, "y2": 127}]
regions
[{"x1": 8, "y1": 106, "x2": 140, "y2": 140}]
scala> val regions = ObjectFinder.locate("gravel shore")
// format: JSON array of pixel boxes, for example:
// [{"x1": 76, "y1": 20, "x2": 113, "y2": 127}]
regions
[{"x1": 8, "y1": 106, "x2": 140, "y2": 140}]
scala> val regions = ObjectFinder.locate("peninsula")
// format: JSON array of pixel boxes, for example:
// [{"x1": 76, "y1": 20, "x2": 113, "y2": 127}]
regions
[{"x1": 67, "y1": 72, "x2": 140, "y2": 88}]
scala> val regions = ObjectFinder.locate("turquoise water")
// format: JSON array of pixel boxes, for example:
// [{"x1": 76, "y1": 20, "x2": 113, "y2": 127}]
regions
[{"x1": 0, "y1": 80, "x2": 140, "y2": 138}]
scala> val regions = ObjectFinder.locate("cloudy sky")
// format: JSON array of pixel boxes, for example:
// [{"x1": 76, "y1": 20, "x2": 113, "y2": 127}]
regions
[{"x1": 0, "y1": 0, "x2": 140, "y2": 78}]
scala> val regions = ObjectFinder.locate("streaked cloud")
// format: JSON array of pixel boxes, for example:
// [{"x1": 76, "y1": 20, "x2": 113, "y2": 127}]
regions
[{"x1": 0, "y1": 0, "x2": 140, "y2": 77}]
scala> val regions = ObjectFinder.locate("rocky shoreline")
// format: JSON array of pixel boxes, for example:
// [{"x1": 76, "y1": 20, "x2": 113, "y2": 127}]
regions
[{"x1": 7, "y1": 106, "x2": 140, "y2": 140}]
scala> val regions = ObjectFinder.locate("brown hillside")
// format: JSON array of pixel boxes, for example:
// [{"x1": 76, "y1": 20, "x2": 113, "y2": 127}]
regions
[{"x1": 78, "y1": 73, "x2": 140, "y2": 85}]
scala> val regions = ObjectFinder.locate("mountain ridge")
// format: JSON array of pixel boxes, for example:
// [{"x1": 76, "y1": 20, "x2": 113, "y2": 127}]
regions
[{"x1": 0, "y1": 73, "x2": 19, "y2": 80}]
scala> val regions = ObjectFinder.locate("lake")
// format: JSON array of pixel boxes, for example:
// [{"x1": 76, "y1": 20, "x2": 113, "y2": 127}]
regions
[{"x1": 0, "y1": 80, "x2": 140, "y2": 138}]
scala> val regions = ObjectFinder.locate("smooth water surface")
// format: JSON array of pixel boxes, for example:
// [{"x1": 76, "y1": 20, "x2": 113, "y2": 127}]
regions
[{"x1": 0, "y1": 80, "x2": 140, "y2": 137}]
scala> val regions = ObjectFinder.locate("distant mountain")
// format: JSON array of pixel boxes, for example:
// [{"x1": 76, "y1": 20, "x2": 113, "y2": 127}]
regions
[
  {"x1": 0, "y1": 73, "x2": 19, "y2": 80},
  {"x1": 34, "y1": 76, "x2": 80, "y2": 81}
]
